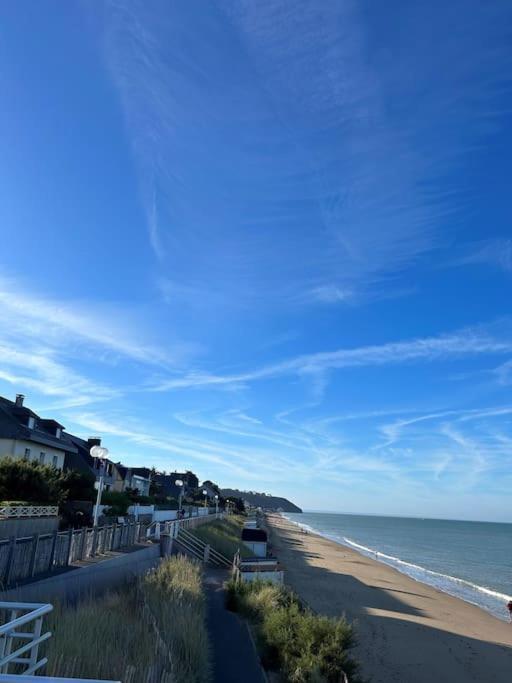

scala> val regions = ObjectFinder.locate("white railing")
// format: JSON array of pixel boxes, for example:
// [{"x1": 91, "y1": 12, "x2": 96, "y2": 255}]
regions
[
  {"x1": 0, "y1": 506, "x2": 59, "y2": 518},
  {"x1": 0, "y1": 602, "x2": 119, "y2": 682},
  {"x1": 0, "y1": 602, "x2": 53, "y2": 675}
]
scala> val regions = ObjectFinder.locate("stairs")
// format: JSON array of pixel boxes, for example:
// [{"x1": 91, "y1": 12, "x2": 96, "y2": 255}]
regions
[{"x1": 175, "y1": 528, "x2": 231, "y2": 568}]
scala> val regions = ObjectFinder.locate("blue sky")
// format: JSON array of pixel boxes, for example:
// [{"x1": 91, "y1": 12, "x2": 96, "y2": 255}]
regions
[{"x1": 1, "y1": 0, "x2": 512, "y2": 521}]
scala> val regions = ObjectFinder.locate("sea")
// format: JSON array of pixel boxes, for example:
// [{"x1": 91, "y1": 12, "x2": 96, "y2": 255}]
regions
[{"x1": 282, "y1": 512, "x2": 512, "y2": 622}]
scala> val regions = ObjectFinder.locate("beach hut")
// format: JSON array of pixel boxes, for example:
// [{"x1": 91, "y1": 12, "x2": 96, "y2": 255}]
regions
[{"x1": 241, "y1": 527, "x2": 268, "y2": 557}]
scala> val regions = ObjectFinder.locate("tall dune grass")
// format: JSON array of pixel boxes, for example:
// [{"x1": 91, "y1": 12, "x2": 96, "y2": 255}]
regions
[
  {"x1": 44, "y1": 556, "x2": 210, "y2": 683},
  {"x1": 226, "y1": 579, "x2": 360, "y2": 683},
  {"x1": 191, "y1": 516, "x2": 252, "y2": 559}
]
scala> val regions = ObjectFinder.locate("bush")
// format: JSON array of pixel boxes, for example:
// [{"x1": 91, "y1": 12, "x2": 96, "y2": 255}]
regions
[
  {"x1": 0, "y1": 457, "x2": 61, "y2": 503},
  {"x1": 0, "y1": 458, "x2": 96, "y2": 506},
  {"x1": 100, "y1": 490, "x2": 130, "y2": 516},
  {"x1": 58, "y1": 470, "x2": 96, "y2": 502},
  {"x1": 226, "y1": 580, "x2": 360, "y2": 683}
]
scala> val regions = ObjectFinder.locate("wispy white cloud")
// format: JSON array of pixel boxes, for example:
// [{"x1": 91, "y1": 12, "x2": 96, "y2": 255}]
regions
[
  {"x1": 0, "y1": 344, "x2": 118, "y2": 408},
  {"x1": 155, "y1": 326, "x2": 512, "y2": 390},
  {"x1": 0, "y1": 275, "x2": 172, "y2": 366},
  {"x1": 101, "y1": 0, "x2": 512, "y2": 310},
  {"x1": 446, "y1": 238, "x2": 512, "y2": 273}
]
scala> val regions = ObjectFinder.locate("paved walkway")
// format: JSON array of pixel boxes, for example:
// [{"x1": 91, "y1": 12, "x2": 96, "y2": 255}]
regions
[{"x1": 204, "y1": 567, "x2": 266, "y2": 683}]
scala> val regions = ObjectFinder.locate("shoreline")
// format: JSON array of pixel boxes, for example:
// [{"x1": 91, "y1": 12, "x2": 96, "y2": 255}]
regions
[
  {"x1": 281, "y1": 513, "x2": 511, "y2": 622},
  {"x1": 266, "y1": 513, "x2": 512, "y2": 683}
]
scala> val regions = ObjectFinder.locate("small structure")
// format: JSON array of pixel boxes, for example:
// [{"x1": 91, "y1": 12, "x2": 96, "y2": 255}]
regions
[
  {"x1": 233, "y1": 552, "x2": 284, "y2": 584},
  {"x1": 241, "y1": 527, "x2": 268, "y2": 557}
]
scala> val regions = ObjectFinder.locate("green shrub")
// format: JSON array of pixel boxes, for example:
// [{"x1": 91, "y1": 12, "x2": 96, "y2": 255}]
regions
[
  {"x1": 100, "y1": 490, "x2": 130, "y2": 515},
  {"x1": 0, "y1": 457, "x2": 61, "y2": 503},
  {"x1": 0, "y1": 458, "x2": 96, "y2": 506},
  {"x1": 226, "y1": 579, "x2": 360, "y2": 683}
]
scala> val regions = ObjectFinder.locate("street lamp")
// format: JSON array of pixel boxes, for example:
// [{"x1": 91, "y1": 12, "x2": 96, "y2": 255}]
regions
[
  {"x1": 175, "y1": 479, "x2": 184, "y2": 514},
  {"x1": 214, "y1": 494, "x2": 219, "y2": 515},
  {"x1": 202, "y1": 489, "x2": 208, "y2": 508},
  {"x1": 90, "y1": 445, "x2": 109, "y2": 527}
]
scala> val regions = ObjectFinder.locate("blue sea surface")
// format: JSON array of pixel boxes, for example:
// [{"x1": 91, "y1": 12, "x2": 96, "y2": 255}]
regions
[{"x1": 282, "y1": 512, "x2": 512, "y2": 621}]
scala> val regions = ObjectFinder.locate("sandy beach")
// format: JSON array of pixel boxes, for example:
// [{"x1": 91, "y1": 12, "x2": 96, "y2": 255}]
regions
[{"x1": 266, "y1": 514, "x2": 512, "y2": 683}]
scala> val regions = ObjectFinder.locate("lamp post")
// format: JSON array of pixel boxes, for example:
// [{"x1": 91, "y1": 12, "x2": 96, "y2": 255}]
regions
[
  {"x1": 175, "y1": 479, "x2": 184, "y2": 515},
  {"x1": 203, "y1": 489, "x2": 208, "y2": 508},
  {"x1": 90, "y1": 445, "x2": 109, "y2": 527},
  {"x1": 214, "y1": 494, "x2": 219, "y2": 515}
]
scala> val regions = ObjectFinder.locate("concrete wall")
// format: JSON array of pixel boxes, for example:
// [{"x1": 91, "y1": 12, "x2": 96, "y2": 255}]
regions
[
  {"x1": 240, "y1": 570, "x2": 284, "y2": 584},
  {"x1": 154, "y1": 509, "x2": 178, "y2": 522},
  {"x1": 0, "y1": 438, "x2": 66, "y2": 469},
  {"x1": 0, "y1": 516, "x2": 59, "y2": 540},
  {"x1": 0, "y1": 544, "x2": 161, "y2": 604}
]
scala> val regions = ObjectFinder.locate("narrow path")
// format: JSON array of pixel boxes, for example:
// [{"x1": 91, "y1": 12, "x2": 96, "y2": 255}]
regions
[{"x1": 204, "y1": 567, "x2": 266, "y2": 683}]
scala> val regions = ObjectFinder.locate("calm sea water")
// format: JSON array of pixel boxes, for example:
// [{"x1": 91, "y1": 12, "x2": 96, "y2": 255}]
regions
[{"x1": 282, "y1": 512, "x2": 512, "y2": 621}]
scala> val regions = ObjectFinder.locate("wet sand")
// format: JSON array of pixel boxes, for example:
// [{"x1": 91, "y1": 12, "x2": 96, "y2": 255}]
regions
[{"x1": 266, "y1": 513, "x2": 512, "y2": 683}]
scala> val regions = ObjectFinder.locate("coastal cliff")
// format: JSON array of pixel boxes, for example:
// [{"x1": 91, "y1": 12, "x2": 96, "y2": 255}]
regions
[{"x1": 220, "y1": 488, "x2": 302, "y2": 513}]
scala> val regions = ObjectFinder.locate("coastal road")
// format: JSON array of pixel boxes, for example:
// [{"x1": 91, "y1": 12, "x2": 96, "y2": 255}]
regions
[{"x1": 267, "y1": 514, "x2": 512, "y2": 683}]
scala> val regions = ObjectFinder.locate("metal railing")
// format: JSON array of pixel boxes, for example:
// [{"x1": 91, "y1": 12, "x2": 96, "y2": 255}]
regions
[
  {"x1": 0, "y1": 601, "x2": 53, "y2": 675},
  {"x1": 0, "y1": 506, "x2": 58, "y2": 519},
  {"x1": 176, "y1": 528, "x2": 231, "y2": 567},
  {"x1": 0, "y1": 522, "x2": 148, "y2": 588},
  {"x1": 145, "y1": 511, "x2": 225, "y2": 541},
  {"x1": 0, "y1": 602, "x2": 120, "y2": 682}
]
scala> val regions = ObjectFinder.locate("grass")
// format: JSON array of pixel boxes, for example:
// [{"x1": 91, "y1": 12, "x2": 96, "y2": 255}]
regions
[
  {"x1": 191, "y1": 515, "x2": 253, "y2": 560},
  {"x1": 44, "y1": 556, "x2": 210, "y2": 683},
  {"x1": 225, "y1": 579, "x2": 361, "y2": 683}
]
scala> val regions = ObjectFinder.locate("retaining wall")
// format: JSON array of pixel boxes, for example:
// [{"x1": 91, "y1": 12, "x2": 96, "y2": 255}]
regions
[
  {"x1": 0, "y1": 517, "x2": 59, "y2": 540},
  {"x1": 0, "y1": 544, "x2": 161, "y2": 603}
]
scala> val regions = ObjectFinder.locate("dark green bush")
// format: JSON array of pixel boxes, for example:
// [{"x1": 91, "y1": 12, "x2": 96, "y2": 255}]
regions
[{"x1": 0, "y1": 457, "x2": 61, "y2": 503}]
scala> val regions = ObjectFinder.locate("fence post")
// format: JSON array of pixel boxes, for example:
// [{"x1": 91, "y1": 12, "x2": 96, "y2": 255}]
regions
[
  {"x1": 79, "y1": 527, "x2": 87, "y2": 560},
  {"x1": 91, "y1": 527, "x2": 98, "y2": 557},
  {"x1": 204, "y1": 543, "x2": 211, "y2": 564},
  {"x1": 28, "y1": 533, "x2": 40, "y2": 578},
  {"x1": 48, "y1": 530, "x2": 59, "y2": 571},
  {"x1": 66, "y1": 529, "x2": 74, "y2": 565},
  {"x1": 4, "y1": 536, "x2": 16, "y2": 586},
  {"x1": 110, "y1": 523, "x2": 117, "y2": 551}
]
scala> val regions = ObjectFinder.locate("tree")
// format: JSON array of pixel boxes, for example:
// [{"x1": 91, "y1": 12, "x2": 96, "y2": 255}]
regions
[
  {"x1": 58, "y1": 470, "x2": 96, "y2": 502},
  {"x1": 0, "y1": 458, "x2": 61, "y2": 503}
]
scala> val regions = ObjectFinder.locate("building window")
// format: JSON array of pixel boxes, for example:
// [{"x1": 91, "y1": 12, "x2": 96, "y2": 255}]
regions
[
  {"x1": 52, "y1": 455, "x2": 58, "y2": 467},
  {"x1": 39, "y1": 452, "x2": 45, "y2": 464},
  {"x1": 28, "y1": 417, "x2": 35, "y2": 429},
  {"x1": 24, "y1": 448, "x2": 30, "y2": 460},
  {"x1": 55, "y1": 427, "x2": 62, "y2": 439}
]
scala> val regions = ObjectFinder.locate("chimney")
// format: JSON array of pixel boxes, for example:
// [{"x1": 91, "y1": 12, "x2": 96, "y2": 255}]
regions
[
  {"x1": 87, "y1": 437, "x2": 102, "y2": 449},
  {"x1": 15, "y1": 394, "x2": 25, "y2": 408}
]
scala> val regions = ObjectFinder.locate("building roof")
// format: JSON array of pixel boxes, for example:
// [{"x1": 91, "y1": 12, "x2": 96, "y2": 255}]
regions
[
  {"x1": 0, "y1": 396, "x2": 76, "y2": 452},
  {"x1": 241, "y1": 528, "x2": 268, "y2": 542}
]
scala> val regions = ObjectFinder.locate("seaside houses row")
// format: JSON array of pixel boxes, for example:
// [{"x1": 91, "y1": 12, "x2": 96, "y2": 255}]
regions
[{"x1": 0, "y1": 393, "x2": 153, "y2": 496}]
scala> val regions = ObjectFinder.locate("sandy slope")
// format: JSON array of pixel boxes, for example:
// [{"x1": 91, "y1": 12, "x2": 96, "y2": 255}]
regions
[{"x1": 266, "y1": 514, "x2": 512, "y2": 683}]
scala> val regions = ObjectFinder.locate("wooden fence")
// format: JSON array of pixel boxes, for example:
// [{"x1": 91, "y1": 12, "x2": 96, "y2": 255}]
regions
[{"x1": 0, "y1": 522, "x2": 147, "y2": 588}]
